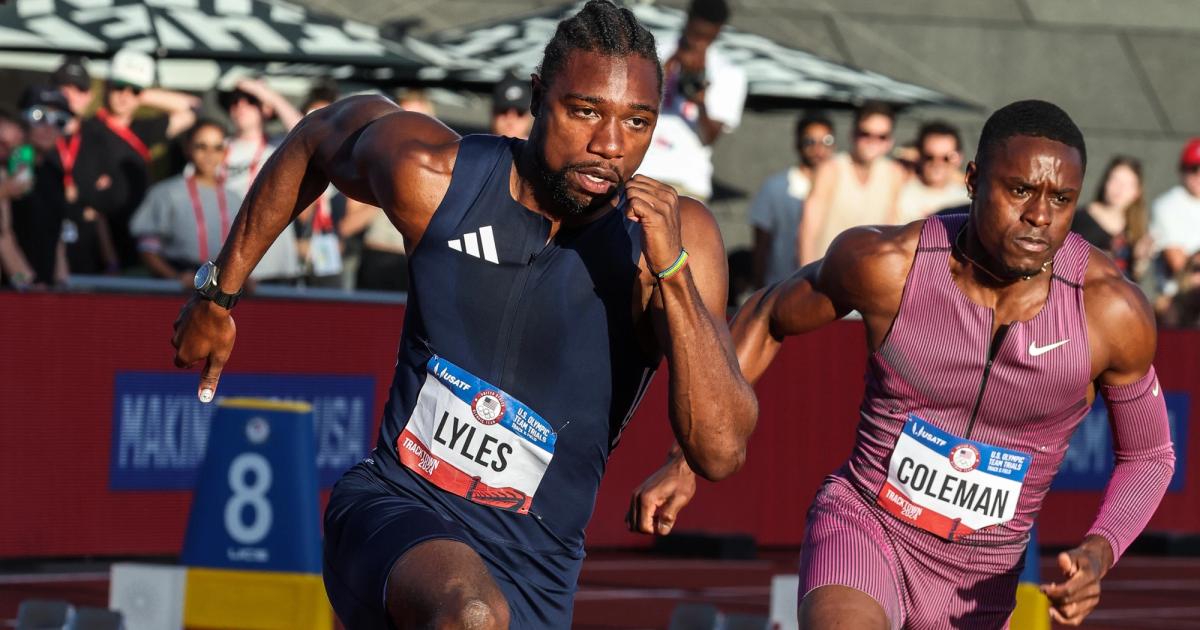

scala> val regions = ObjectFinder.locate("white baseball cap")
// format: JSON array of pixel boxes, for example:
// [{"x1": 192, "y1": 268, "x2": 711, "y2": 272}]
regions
[{"x1": 109, "y1": 49, "x2": 155, "y2": 90}]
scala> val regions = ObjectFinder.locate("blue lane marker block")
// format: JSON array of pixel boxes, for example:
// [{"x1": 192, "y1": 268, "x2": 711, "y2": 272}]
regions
[{"x1": 181, "y1": 398, "x2": 322, "y2": 574}]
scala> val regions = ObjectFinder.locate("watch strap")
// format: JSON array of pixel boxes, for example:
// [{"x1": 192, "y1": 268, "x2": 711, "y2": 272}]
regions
[{"x1": 197, "y1": 286, "x2": 242, "y2": 310}]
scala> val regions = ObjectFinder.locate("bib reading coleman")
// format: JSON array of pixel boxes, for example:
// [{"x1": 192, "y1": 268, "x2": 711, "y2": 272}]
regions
[
  {"x1": 399, "y1": 356, "x2": 556, "y2": 514},
  {"x1": 878, "y1": 415, "x2": 1031, "y2": 540}
]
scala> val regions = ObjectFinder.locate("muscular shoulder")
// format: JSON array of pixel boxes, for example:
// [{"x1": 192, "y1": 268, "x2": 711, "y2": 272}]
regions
[
  {"x1": 328, "y1": 96, "x2": 461, "y2": 239},
  {"x1": 1082, "y1": 246, "x2": 1156, "y2": 376},
  {"x1": 818, "y1": 219, "x2": 922, "y2": 315},
  {"x1": 352, "y1": 102, "x2": 461, "y2": 184},
  {"x1": 677, "y1": 196, "x2": 722, "y2": 243}
]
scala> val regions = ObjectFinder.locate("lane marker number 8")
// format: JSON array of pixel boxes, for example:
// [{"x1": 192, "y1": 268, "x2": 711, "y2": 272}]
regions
[{"x1": 225, "y1": 452, "x2": 273, "y2": 544}]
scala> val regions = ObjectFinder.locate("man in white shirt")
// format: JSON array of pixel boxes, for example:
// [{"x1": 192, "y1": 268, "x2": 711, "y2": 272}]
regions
[
  {"x1": 748, "y1": 112, "x2": 835, "y2": 287},
  {"x1": 894, "y1": 121, "x2": 971, "y2": 224},
  {"x1": 1150, "y1": 138, "x2": 1200, "y2": 298},
  {"x1": 636, "y1": 0, "x2": 747, "y2": 201},
  {"x1": 219, "y1": 81, "x2": 303, "y2": 283}
]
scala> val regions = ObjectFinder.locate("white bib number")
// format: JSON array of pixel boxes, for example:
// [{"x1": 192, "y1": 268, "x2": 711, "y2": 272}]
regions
[
  {"x1": 397, "y1": 356, "x2": 556, "y2": 514},
  {"x1": 877, "y1": 415, "x2": 1031, "y2": 541}
]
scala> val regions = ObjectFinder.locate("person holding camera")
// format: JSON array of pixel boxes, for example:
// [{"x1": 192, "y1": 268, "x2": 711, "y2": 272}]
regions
[{"x1": 636, "y1": 0, "x2": 746, "y2": 201}]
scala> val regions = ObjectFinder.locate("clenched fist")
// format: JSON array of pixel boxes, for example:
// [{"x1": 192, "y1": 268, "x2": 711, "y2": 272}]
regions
[{"x1": 624, "y1": 175, "x2": 684, "y2": 276}]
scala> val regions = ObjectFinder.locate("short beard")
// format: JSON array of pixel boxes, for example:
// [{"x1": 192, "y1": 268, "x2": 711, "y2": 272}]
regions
[{"x1": 532, "y1": 143, "x2": 618, "y2": 217}]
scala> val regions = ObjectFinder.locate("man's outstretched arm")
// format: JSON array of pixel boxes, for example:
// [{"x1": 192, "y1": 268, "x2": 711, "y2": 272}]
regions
[
  {"x1": 629, "y1": 225, "x2": 913, "y2": 534},
  {"x1": 171, "y1": 95, "x2": 458, "y2": 402},
  {"x1": 1042, "y1": 264, "x2": 1175, "y2": 626}
]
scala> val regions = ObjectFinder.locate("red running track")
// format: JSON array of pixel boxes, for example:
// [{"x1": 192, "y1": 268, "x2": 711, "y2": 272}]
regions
[{"x1": 2, "y1": 551, "x2": 1198, "y2": 629}]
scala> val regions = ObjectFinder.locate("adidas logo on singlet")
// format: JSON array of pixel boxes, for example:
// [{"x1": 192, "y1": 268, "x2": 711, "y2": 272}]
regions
[{"x1": 447, "y1": 225, "x2": 499, "y2": 264}]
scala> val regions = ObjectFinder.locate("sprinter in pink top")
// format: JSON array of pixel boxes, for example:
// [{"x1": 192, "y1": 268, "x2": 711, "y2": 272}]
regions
[{"x1": 630, "y1": 100, "x2": 1174, "y2": 629}]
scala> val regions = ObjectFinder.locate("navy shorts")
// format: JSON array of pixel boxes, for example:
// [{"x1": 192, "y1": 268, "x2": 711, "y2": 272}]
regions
[{"x1": 322, "y1": 462, "x2": 582, "y2": 629}]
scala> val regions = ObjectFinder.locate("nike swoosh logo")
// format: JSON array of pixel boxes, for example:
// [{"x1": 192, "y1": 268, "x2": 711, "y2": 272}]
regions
[
  {"x1": 1028, "y1": 339, "x2": 1070, "y2": 357},
  {"x1": 1152, "y1": 380, "x2": 1160, "y2": 397}
]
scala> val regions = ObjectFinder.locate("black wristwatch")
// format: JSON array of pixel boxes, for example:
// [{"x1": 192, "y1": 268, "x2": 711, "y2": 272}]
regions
[{"x1": 193, "y1": 261, "x2": 242, "y2": 309}]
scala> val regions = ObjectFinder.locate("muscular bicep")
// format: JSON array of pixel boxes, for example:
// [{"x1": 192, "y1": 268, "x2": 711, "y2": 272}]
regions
[
  {"x1": 763, "y1": 263, "x2": 841, "y2": 339},
  {"x1": 773, "y1": 223, "x2": 914, "y2": 343}
]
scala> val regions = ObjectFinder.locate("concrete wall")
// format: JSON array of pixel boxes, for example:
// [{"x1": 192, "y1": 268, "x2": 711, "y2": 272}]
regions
[{"x1": 298, "y1": 0, "x2": 1200, "y2": 249}]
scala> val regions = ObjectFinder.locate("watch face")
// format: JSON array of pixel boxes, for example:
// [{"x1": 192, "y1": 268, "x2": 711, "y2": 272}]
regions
[{"x1": 193, "y1": 263, "x2": 212, "y2": 291}]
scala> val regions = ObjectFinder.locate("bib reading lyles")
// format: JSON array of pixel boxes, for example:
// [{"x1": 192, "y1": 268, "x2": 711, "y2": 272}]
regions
[
  {"x1": 397, "y1": 356, "x2": 556, "y2": 514},
  {"x1": 877, "y1": 415, "x2": 1031, "y2": 541}
]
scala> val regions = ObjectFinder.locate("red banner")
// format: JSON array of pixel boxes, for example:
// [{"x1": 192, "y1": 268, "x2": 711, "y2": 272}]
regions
[{"x1": 1, "y1": 292, "x2": 1197, "y2": 557}]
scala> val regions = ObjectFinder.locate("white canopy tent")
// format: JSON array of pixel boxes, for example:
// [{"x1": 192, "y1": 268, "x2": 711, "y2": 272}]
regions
[
  {"x1": 0, "y1": 0, "x2": 441, "y2": 92},
  {"x1": 423, "y1": 1, "x2": 970, "y2": 110}
]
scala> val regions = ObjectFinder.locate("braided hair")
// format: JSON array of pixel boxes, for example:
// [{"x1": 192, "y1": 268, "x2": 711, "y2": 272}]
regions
[{"x1": 537, "y1": 0, "x2": 662, "y2": 94}]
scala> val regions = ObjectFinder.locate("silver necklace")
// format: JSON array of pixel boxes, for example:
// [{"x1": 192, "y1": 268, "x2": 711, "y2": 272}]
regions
[{"x1": 954, "y1": 228, "x2": 1051, "y2": 283}]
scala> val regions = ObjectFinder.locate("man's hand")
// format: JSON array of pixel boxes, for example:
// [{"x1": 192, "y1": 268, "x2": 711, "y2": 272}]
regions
[
  {"x1": 626, "y1": 450, "x2": 696, "y2": 535},
  {"x1": 1040, "y1": 535, "x2": 1113, "y2": 625},
  {"x1": 625, "y1": 175, "x2": 683, "y2": 276},
  {"x1": 172, "y1": 295, "x2": 236, "y2": 403}
]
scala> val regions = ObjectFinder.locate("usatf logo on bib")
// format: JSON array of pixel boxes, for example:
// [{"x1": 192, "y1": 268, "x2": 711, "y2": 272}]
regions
[
  {"x1": 396, "y1": 356, "x2": 556, "y2": 514},
  {"x1": 877, "y1": 415, "x2": 1031, "y2": 541}
]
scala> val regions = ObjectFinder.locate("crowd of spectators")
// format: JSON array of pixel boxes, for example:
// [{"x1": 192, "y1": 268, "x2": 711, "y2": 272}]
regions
[
  {"x1": 746, "y1": 101, "x2": 1200, "y2": 328},
  {"x1": 0, "y1": 0, "x2": 1197, "y2": 329}
]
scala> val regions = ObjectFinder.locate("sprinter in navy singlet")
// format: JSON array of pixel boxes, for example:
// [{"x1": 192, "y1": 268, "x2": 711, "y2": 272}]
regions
[{"x1": 171, "y1": 2, "x2": 758, "y2": 628}]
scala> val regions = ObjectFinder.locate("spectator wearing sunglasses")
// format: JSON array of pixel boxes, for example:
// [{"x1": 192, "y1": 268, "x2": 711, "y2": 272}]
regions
[
  {"x1": 798, "y1": 100, "x2": 906, "y2": 265},
  {"x1": 130, "y1": 119, "x2": 241, "y2": 290},
  {"x1": 1149, "y1": 138, "x2": 1200, "y2": 301},
  {"x1": 894, "y1": 121, "x2": 970, "y2": 224},
  {"x1": 748, "y1": 111, "x2": 835, "y2": 288},
  {"x1": 96, "y1": 49, "x2": 199, "y2": 151},
  {"x1": 78, "y1": 49, "x2": 199, "y2": 271},
  {"x1": 9, "y1": 86, "x2": 73, "y2": 287}
]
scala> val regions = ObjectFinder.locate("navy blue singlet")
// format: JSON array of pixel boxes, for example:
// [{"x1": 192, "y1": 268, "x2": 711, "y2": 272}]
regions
[{"x1": 371, "y1": 134, "x2": 658, "y2": 555}]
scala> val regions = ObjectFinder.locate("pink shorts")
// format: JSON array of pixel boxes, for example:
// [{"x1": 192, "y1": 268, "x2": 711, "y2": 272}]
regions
[{"x1": 798, "y1": 476, "x2": 1027, "y2": 629}]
